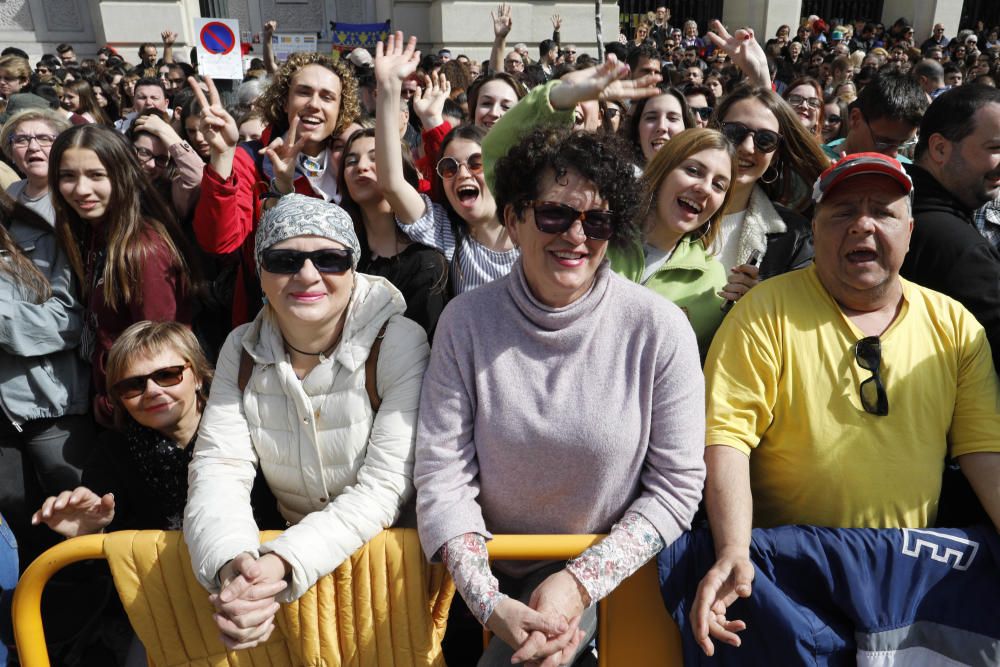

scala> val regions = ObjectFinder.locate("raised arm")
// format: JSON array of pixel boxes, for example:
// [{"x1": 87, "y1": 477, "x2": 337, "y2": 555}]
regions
[
  {"x1": 704, "y1": 20, "x2": 770, "y2": 88},
  {"x1": 489, "y1": 3, "x2": 512, "y2": 74},
  {"x1": 262, "y1": 20, "x2": 279, "y2": 74},
  {"x1": 374, "y1": 32, "x2": 430, "y2": 223},
  {"x1": 188, "y1": 75, "x2": 240, "y2": 180},
  {"x1": 161, "y1": 30, "x2": 177, "y2": 64}
]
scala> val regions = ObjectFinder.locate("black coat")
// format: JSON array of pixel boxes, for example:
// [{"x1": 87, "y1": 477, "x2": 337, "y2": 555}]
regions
[
  {"x1": 900, "y1": 164, "x2": 1000, "y2": 375},
  {"x1": 760, "y1": 204, "x2": 814, "y2": 279}
]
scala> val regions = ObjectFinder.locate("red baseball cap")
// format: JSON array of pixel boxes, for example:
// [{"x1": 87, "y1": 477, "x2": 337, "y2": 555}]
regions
[{"x1": 812, "y1": 152, "x2": 913, "y2": 203}]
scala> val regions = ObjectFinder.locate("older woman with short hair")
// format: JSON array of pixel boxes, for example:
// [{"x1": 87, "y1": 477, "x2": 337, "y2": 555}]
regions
[
  {"x1": 413, "y1": 48, "x2": 705, "y2": 667},
  {"x1": 1, "y1": 108, "x2": 71, "y2": 224}
]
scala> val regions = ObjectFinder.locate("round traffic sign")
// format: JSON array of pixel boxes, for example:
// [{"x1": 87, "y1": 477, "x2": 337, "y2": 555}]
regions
[{"x1": 200, "y1": 21, "x2": 236, "y2": 55}]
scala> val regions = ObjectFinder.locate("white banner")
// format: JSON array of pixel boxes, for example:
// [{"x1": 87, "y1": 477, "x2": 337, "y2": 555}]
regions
[{"x1": 193, "y1": 18, "x2": 243, "y2": 80}]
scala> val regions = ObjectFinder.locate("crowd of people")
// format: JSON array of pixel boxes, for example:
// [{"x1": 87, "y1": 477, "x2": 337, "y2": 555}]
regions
[{"x1": 0, "y1": 4, "x2": 999, "y2": 666}]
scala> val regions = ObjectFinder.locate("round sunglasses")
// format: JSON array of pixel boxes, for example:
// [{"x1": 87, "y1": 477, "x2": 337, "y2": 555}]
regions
[
  {"x1": 721, "y1": 121, "x2": 783, "y2": 153},
  {"x1": 113, "y1": 364, "x2": 190, "y2": 399},
  {"x1": 436, "y1": 154, "x2": 484, "y2": 179},
  {"x1": 260, "y1": 248, "x2": 353, "y2": 274}
]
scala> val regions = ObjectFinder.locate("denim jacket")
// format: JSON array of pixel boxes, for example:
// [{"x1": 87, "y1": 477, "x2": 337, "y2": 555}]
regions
[{"x1": 0, "y1": 214, "x2": 89, "y2": 428}]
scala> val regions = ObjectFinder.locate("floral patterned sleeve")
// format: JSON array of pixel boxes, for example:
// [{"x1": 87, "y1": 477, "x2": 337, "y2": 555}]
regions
[
  {"x1": 440, "y1": 533, "x2": 509, "y2": 626},
  {"x1": 565, "y1": 512, "x2": 665, "y2": 606}
]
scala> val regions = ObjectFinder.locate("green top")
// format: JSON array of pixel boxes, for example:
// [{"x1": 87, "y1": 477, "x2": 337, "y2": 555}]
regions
[
  {"x1": 609, "y1": 236, "x2": 727, "y2": 358},
  {"x1": 483, "y1": 79, "x2": 574, "y2": 196}
]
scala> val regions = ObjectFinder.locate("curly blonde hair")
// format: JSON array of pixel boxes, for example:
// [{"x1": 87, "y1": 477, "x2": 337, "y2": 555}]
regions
[{"x1": 253, "y1": 52, "x2": 360, "y2": 139}]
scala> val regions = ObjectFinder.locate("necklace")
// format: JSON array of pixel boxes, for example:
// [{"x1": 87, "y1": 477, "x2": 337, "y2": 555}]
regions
[{"x1": 285, "y1": 337, "x2": 337, "y2": 357}]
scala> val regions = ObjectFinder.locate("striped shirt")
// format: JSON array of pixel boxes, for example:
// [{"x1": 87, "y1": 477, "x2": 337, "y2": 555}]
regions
[{"x1": 398, "y1": 194, "x2": 519, "y2": 294}]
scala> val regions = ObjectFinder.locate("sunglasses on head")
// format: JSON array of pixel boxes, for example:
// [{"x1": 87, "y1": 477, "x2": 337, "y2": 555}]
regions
[
  {"x1": 436, "y1": 154, "x2": 483, "y2": 179},
  {"x1": 523, "y1": 200, "x2": 615, "y2": 240},
  {"x1": 690, "y1": 105, "x2": 713, "y2": 120},
  {"x1": 113, "y1": 364, "x2": 189, "y2": 399},
  {"x1": 721, "y1": 121, "x2": 783, "y2": 153},
  {"x1": 260, "y1": 248, "x2": 353, "y2": 274}
]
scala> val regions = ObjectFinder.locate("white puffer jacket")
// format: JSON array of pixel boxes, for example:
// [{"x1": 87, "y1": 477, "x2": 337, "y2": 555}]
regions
[{"x1": 184, "y1": 273, "x2": 429, "y2": 601}]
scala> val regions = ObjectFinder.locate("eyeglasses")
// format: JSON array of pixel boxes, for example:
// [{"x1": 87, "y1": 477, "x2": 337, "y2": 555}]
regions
[
  {"x1": 861, "y1": 112, "x2": 917, "y2": 154},
  {"x1": 11, "y1": 133, "x2": 57, "y2": 147},
  {"x1": 134, "y1": 145, "x2": 170, "y2": 168},
  {"x1": 787, "y1": 94, "x2": 821, "y2": 109},
  {"x1": 113, "y1": 364, "x2": 190, "y2": 399},
  {"x1": 854, "y1": 336, "x2": 888, "y2": 416},
  {"x1": 720, "y1": 121, "x2": 783, "y2": 153},
  {"x1": 690, "y1": 106, "x2": 713, "y2": 120},
  {"x1": 522, "y1": 200, "x2": 615, "y2": 240},
  {"x1": 260, "y1": 248, "x2": 353, "y2": 274},
  {"x1": 436, "y1": 154, "x2": 483, "y2": 179},
  {"x1": 825, "y1": 114, "x2": 842, "y2": 124}
]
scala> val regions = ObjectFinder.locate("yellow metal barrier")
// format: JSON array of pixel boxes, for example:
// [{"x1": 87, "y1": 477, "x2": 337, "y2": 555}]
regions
[
  {"x1": 487, "y1": 535, "x2": 684, "y2": 666},
  {"x1": 11, "y1": 534, "x2": 104, "y2": 667},
  {"x1": 13, "y1": 532, "x2": 683, "y2": 666}
]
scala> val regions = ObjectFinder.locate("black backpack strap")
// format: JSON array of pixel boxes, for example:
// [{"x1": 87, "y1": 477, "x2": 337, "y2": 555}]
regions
[
  {"x1": 365, "y1": 322, "x2": 389, "y2": 412},
  {"x1": 237, "y1": 348, "x2": 254, "y2": 393}
]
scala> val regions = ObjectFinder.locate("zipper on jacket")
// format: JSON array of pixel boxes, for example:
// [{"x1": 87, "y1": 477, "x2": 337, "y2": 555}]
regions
[{"x1": 0, "y1": 398, "x2": 22, "y2": 432}]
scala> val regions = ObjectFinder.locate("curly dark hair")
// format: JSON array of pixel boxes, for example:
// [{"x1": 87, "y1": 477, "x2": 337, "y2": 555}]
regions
[
  {"x1": 253, "y1": 52, "x2": 360, "y2": 138},
  {"x1": 492, "y1": 127, "x2": 642, "y2": 248}
]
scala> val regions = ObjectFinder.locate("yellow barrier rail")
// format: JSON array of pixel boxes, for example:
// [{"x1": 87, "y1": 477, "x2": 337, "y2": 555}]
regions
[{"x1": 13, "y1": 532, "x2": 682, "y2": 666}]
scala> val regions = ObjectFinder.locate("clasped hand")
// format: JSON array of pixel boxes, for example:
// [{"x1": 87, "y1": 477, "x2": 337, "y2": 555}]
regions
[
  {"x1": 212, "y1": 552, "x2": 289, "y2": 650},
  {"x1": 488, "y1": 569, "x2": 589, "y2": 666}
]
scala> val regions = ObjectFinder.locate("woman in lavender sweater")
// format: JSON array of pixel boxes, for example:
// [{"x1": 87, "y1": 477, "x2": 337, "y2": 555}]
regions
[{"x1": 407, "y1": 39, "x2": 707, "y2": 667}]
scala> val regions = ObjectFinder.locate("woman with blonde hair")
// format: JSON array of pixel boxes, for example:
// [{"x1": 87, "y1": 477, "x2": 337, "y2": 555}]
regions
[
  {"x1": 0, "y1": 55, "x2": 30, "y2": 101},
  {"x1": 33, "y1": 321, "x2": 213, "y2": 535},
  {"x1": 610, "y1": 128, "x2": 736, "y2": 355}
]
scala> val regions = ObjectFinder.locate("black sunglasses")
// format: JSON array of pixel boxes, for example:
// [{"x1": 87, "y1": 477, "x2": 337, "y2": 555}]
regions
[
  {"x1": 690, "y1": 105, "x2": 713, "y2": 120},
  {"x1": 721, "y1": 121, "x2": 783, "y2": 153},
  {"x1": 260, "y1": 248, "x2": 353, "y2": 274},
  {"x1": 113, "y1": 364, "x2": 190, "y2": 399},
  {"x1": 825, "y1": 114, "x2": 842, "y2": 124},
  {"x1": 436, "y1": 154, "x2": 483, "y2": 179},
  {"x1": 855, "y1": 336, "x2": 889, "y2": 416},
  {"x1": 523, "y1": 200, "x2": 615, "y2": 240}
]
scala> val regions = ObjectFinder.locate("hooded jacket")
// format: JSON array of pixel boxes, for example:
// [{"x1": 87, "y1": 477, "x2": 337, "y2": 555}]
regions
[
  {"x1": 901, "y1": 164, "x2": 1000, "y2": 374},
  {"x1": 0, "y1": 213, "x2": 89, "y2": 427},
  {"x1": 184, "y1": 273, "x2": 430, "y2": 601}
]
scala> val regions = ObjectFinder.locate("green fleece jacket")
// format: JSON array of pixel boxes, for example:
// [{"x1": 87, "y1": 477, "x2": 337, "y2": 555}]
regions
[{"x1": 608, "y1": 236, "x2": 726, "y2": 357}]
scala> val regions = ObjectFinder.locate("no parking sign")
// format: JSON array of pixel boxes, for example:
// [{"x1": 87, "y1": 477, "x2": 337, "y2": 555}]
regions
[{"x1": 194, "y1": 17, "x2": 243, "y2": 79}]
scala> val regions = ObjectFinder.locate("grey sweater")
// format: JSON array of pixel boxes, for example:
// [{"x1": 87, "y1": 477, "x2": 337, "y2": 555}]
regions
[{"x1": 415, "y1": 259, "x2": 706, "y2": 573}]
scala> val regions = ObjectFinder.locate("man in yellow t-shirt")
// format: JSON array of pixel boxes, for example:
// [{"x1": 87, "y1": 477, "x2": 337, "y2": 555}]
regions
[{"x1": 691, "y1": 153, "x2": 1000, "y2": 658}]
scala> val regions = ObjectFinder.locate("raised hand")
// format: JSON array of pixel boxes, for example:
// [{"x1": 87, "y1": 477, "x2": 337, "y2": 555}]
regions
[
  {"x1": 32, "y1": 487, "x2": 115, "y2": 538},
  {"x1": 374, "y1": 31, "x2": 421, "y2": 90},
  {"x1": 492, "y1": 4, "x2": 513, "y2": 39},
  {"x1": 549, "y1": 54, "x2": 662, "y2": 111},
  {"x1": 161, "y1": 30, "x2": 178, "y2": 45},
  {"x1": 412, "y1": 72, "x2": 451, "y2": 128},
  {"x1": 260, "y1": 114, "x2": 307, "y2": 194},
  {"x1": 263, "y1": 20, "x2": 277, "y2": 36},
  {"x1": 551, "y1": 14, "x2": 562, "y2": 31},
  {"x1": 704, "y1": 20, "x2": 770, "y2": 87},
  {"x1": 189, "y1": 75, "x2": 240, "y2": 178}
]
